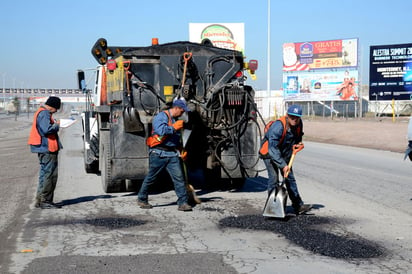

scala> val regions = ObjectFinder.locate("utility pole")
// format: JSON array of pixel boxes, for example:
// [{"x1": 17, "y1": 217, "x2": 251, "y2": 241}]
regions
[
  {"x1": 1, "y1": 72, "x2": 6, "y2": 106},
  {"x1": 267, "y1": 0, "x2": 271, "y2": 96}
]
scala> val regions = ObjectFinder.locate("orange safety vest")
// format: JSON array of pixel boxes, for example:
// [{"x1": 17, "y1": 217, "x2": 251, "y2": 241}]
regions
[
  {"x1": 146, "y1": 110, "x2": 173, "y2": 148},
  {"x1": 259, "y1": 115, "x2": 302, "y2": 157},
  {"x1": 28, "y1": 107, "x2": 59, "y2": 152}
]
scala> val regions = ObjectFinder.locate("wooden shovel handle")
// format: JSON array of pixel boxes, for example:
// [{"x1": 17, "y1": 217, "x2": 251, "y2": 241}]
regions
[
  {"x1": 292, "y1": 143, "x2": 304, "y2": 154},
  {"x1": 181, "y1": 52, "x2": 192, "y2": 87},
  {"x1": 123, "y1": 61, "x2": 131, "y2": 95},
  {"x1": 285, "y1": 143, "x2": 304, "y2": 178},
  {"x1": 183, "y1": 52, "x2": 192, "y2": 61}
]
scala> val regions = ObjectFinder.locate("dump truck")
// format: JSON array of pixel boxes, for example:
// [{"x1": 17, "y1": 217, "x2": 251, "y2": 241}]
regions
[{"x1": 78, "y1": 38, "x2": 262, "y2": 193}]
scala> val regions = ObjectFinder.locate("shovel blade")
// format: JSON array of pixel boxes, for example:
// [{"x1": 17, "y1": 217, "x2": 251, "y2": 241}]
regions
[
  {"x1": 263, "y1": 185, "x2": 287, "y2": 218},
  {"x1": 182, "y1": 129, "x2": 192, "y2": 148},
  {"x1": 123, "y1": 107, "x2": 144, "y2": 133}
]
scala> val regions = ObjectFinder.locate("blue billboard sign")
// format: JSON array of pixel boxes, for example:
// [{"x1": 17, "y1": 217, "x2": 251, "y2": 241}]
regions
[{"x1": 369, "y1": 43, "x2": 412, "y2": 101}]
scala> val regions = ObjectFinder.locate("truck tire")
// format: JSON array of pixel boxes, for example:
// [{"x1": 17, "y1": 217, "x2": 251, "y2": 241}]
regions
[
  {"x1": 85, "y1": 157, "x2": 99, "y2": 174},
  {"x1": 84, "y1": 134, "x2": 99, "y2": 174},
  {"x1": 100, "y1": 130, "x2": 125, "y2": 193}
]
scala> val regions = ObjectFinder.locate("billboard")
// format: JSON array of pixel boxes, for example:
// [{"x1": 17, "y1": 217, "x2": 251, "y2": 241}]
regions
[
  {"x1": 283, "y1": 38, "x2": 358, "y2": 71},
  {"x1": 369, "y1": 43, "x2": 412, "y2": 101},
  {"x1": 189, "y1": 23, "x2": 245, "y2": 53},
  {"x1": 283, "y1": 69, "x2": 359, "y2": 101}
]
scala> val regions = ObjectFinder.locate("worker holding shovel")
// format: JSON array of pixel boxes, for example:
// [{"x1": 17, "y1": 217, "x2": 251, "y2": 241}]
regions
[
  {"x1": 261, "y1": 104, "x2": 311, "y2": 215},
  {"x1": 138, "y1": 99, "x2": 193, "y2": 211}
]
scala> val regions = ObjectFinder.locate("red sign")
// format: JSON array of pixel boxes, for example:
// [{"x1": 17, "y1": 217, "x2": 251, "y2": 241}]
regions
[{"x1": 283, "y1": 38, "x2": 358, "y2": 71}]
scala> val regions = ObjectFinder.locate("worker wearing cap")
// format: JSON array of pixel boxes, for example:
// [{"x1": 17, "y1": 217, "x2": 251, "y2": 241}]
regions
[
  {"x1": 28, "y1": 96, "x2": 63, "y2": 209},
  {"x1": 137, "y1": 99, "x2": 193, "y2": 211},
  {"x1": 263, "y1": 104, "x2": 311, "y2": 215}
]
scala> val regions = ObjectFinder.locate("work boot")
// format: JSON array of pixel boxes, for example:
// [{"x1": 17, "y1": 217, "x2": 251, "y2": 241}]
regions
[
  {"x1": 137, "y1": 199, "x2": 153, "y2": 209},
  {"x1": 294, "y1": 204, "x2": 312, "y2": 215},
  {"x1": 39, "y1": 202, "x2": 62, "y2": 209},
  {"x1": 178, "y1": 203, "x2": 192, "y2": 211},
  {"x1": 34, "y1": 197, "x2": 41, "y2": 208}
]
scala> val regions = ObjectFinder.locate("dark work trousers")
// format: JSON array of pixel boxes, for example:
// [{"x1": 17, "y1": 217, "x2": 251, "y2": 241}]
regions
[
  {"x1": 36, "y1": 152, "x2": 58, "y2": 203},
  {"x1": 263, "y1": 158, "x2": 303, "y2": 208}
]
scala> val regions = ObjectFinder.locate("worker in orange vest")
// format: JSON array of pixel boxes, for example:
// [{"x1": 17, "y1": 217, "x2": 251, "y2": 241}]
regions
[
  {"x1": 28, "y1": 96, "x2": 63, "y2": 209},
  {"x1": 138, "y1": 99, "x2": 193, "y2": 212},
  {"x1": 261, "y1": 104, "x2": 311, "y2": 215}
]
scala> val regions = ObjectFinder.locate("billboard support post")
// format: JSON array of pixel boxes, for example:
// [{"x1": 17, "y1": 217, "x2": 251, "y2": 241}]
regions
[
  {"x1": 331, "y1": 101, "x2": 333, "y2": 119},
  {"x1": 358, "y1": 87, "x2": 361, "y2": 118},
  {"x1": 392, "y1": 98, "x2": 395, "y2": 122},
  {"x1": 355, "y1": 100, "x2": 358, "y2": 118}
]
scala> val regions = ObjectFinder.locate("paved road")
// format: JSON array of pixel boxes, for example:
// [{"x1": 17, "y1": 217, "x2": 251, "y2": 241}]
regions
[{"x1": 0, "y1": 115, "x2": 411, "y2": 273}]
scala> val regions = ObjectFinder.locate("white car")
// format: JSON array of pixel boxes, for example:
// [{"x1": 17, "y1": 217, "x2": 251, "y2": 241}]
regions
[{"x1": 70, "y1": 109, "x2": 80, "y2": 115}]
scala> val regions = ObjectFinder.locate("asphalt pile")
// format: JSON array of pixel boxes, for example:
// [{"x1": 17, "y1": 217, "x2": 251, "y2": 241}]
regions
[{"x1": 218, "y1": 214, "x2": 386, "y2": 259}]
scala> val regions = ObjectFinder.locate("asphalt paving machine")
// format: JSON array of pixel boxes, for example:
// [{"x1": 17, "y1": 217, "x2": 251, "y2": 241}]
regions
[{"x1": 78, "y1": 38, "x2": 262, "y2": 193}]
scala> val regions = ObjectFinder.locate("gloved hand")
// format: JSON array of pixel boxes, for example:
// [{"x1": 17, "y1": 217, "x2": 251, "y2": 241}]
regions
[
  {"x1": 172, "y1": 120, "x2": 184, "y2": 131},
  {"x1": 282, "y1": 165, "x2": 290, "y2": 178},
  {"x1": 180, "y1": 150, "x2": 188, "y2": 161}
]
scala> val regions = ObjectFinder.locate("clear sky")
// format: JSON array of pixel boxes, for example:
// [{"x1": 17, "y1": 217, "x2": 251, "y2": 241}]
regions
[{"x1": 1, "y1": 0, "x2": 411, "y2": 91}]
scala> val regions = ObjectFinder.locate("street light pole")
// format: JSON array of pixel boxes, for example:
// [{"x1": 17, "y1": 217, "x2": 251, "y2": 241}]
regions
[
  {"x1": 267, "y1": 0, "x2": 271, "y2": 96},
  {"x1": 20, "y1": 81, "x2": 24, "y2": 114},
  {"x1": 2, "y1": 72, "x2": 5, "y2": 91},
  {"x1": 2, "y1": 72, "x2": 5, "y2": 105}
]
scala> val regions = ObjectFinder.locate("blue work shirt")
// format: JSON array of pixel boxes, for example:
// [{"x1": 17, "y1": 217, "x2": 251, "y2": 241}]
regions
[
  {"x1": 266, "y1": 119, "x2": 303, "y2": 169},
  {"x1": 150, "y1": 110, "x2": 182, "y2": 157}
]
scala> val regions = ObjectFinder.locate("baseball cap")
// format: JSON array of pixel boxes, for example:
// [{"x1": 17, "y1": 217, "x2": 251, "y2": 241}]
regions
[
  {"x1": 287, "y1": 104, "x2": 302, "y2": 117},
  {"x1": 173, "y1": 99, "x2": 190, "y2": 112}
]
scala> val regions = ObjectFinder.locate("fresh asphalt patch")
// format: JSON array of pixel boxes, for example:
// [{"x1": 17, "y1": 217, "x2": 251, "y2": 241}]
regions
[
  {"x1": 29, "y1": 215, "x2": 149, "y2": 230},
  {"x1": 218, "y1": 213, "x2": 387, "y2": 259}
]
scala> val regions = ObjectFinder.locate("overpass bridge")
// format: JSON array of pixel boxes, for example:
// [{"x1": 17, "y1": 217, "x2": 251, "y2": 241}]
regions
[
  {"x1": 0, "y1": 88, "x2": 87, "y2": 112},
  {"x1": 1, "y1": 88, "x2": 85, "y2": 100}
]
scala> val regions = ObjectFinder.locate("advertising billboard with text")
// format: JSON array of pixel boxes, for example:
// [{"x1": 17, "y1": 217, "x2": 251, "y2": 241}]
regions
[
  {"x1": 283, "y1": 38, "x2": 358, "y2": 71},
  {"x1": 283, "y1": 69, "x2": 359, "y2": 101},
  {"x1": 189, "y1": 23, "x2": 245, "y2": 53},
  {"x1": 369, "y1": 43, "x2": 412, "y2": 101}
]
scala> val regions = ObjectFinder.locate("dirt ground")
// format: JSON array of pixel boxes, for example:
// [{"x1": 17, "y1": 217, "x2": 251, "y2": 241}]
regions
[{"x1": 302, "y1": 116, "x2": 410, "y2": 153}]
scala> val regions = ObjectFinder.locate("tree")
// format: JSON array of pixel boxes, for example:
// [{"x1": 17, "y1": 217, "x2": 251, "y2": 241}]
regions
[{"x1": 12, "y1": 96, "x2": 19, "y2": 121}]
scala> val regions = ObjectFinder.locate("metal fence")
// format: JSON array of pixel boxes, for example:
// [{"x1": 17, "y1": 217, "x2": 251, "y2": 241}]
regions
[
  {"x1": 285, "y1": 100, "x2": 368, "y2": 118},
  {"x1": 255, "y1": 93, "x2": 412, "y2": 120}
]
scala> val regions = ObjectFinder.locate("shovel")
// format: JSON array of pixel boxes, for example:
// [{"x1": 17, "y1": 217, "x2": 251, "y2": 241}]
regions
[
  {"x1": 263, "y1": 143, "x2": 304, "y2": 218},
  {"x1": 123, "y1": 61, "x2": 144, "y2": 133},
  {"x1": 180, "y1": 129, "x2": 201, "y2": 205},
  {"x1": 404, "y1": 143, "x2": 412, "y2": 161}
]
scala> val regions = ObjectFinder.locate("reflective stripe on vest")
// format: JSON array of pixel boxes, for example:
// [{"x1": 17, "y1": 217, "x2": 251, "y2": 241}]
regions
[
  {"x1": 28, "y1": 107, "x2": 59, "y2": 152},
  {"x1": 146, "y1": 110, "x2": 172, "y2": 148}
]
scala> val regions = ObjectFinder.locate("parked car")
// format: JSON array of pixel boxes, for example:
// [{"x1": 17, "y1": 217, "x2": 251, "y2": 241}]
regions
[
  {"x1": 6, "y1": 102, "x2": 17, "y2": 115},
  {"x1": 70, "y1": 109, "x2": 80, "y2": 115}
]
